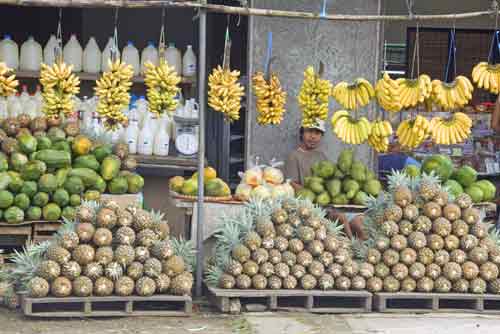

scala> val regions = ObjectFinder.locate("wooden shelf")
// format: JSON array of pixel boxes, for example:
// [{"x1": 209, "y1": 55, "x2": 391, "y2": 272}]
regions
[
  {"x1": 130, "y1": 154, "x2": 204, "y2": 171},
  {"x1": 14, "y1": 70, "x2": 196, "y2": 85}
]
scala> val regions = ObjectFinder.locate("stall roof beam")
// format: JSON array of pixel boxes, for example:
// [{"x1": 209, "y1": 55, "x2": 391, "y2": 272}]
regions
[{"x1": 0, "y1": 0, "x2": 499, "y2": 22}]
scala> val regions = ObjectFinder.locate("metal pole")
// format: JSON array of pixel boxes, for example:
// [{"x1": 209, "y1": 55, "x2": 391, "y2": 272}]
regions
[
  {"x1": 244, "y1": 0, "x2": 254, "y2": 170},
  {"x1": 195, "y1": 4, "x2": 207, "y2": 298}
]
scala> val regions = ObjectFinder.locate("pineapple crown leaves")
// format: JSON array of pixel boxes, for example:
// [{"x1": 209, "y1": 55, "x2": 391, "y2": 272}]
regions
[
  {"x1": 204, "y1": 264, "x2": 223, "y2": 287},
  {"x1": 365, "y1": 192, "x2": 388, "y2": 215},
  {"x1": 489, "y1": 228, "x2": 500, "y2": 247},
  {"x1": 350, "y1": 237, "x2": 372, "y2": 260},
  {"x1": 387, "y1": 169, "x2": 411, "y2": 192},
  {"x1": 171, "y1": 236, "x2": 196, "y2": 272},
  {"x1": 245, "y1": 195, "x2": 274, "y2": 218},
  {"x1": 214, "y1": 220, "x2": 243, "y2": 254},
  {"x1": 150, "y1": 209, "x2": 167, "y2": 224},
  {"x1": 5, "y1": 243, "x2": 46, "y2": 291},
  {"x1": 362, "y1": 216, "x2": 382, "y2": 241},
  {"x1": 325, "y1": 219, "x2": 345, "y2": 237}
]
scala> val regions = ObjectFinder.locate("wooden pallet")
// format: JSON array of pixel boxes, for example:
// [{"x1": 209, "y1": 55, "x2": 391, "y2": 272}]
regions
[
  {"x1": 374, "y1": 292, "x2": 500, "y2": 314},
  {"x1": 207, "y1": 287, "x2": 372, "y2": 314},
  {"x1": 22, "y1": 295, "x2": 193, "y2": 317},
  {"x1": 32, "y1": 221, "x2": 62, "y2": 244}
]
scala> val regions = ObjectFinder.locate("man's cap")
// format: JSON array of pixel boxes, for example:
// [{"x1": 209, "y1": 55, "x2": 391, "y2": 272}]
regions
[{"x1": 303, "y1": 119, "x2": 326, "y2": 133}]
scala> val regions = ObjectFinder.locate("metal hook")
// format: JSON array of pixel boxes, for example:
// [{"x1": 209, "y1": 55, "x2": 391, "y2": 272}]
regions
[{"x1": 406, "y1": 0, "x2": 414, "y2": 19}]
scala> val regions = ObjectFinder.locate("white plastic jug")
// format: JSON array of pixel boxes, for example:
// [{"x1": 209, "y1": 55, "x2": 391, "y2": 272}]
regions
[
  {"x1": 182, "y1": 45, "x2": 197, "y2": 77},
  {"x1": 140, "y1": 42, "x2": 159, "y2": 74},
  {"x1": 19, "y1": 84, "x2": 30, "y2": 107},
  {"x1": 122, "y1": 41, "x2": 140, "y2": 76},
  {"x1": 43, "y1": 34, "x2": 58, "y2": 66},
  {"x1": 63, "y1": 34, "x2": 83, "y2": 72},
  {"x1": 0, "y1": 97, "x2": 8, "y2": 119},
  {"x1": 0, "y1": 35, "x2": 19, "y2": 69},
  {"x1": 165, "y1": 43, "x2": 182, "y2": 75},
  {"x1": 83, "y1": 37, "x2": 101, "y2": 73},
  {"x1": 153, "y1": 116, "x2": 170, "y2": 156},
  {"x1": 33, "y1": 85, "x2": 43, "y2": 116},
  {"x1": 8, "y1": 93, "x2": 22, "y2": 117},
  {"x1": 126, "y1": 118, "x2": 139, "y2": 154},
  {"x1": 102, "y1": 37, "x2": 120, "y2": 72},
  {"x1": 138, "y1": 117, "x2": 154, "y2": 155},
  {"x1": 24, "y1": 95, "x2": 38, "y2": 118},
  {"x1": 20, "y1": 36, "x2": 43, "y2": 71}
]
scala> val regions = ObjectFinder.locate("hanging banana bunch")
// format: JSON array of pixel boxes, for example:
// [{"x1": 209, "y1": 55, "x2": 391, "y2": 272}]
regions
[
  {"x1": 394, "y1": 74, "x2": 432, "y2": 109},
  {"x1": 396, "y1": 115, "x2": 431, "y2": 149},
  {"x1": 39, "y1": 62, "x2": 80, "y2": 119},
  {"x1": 252, "y1": 71, "x2": 287, "y2": 125},
  {"x1": 375, "y1": 72, "x2": 402, "y2": 113},
  {"x1": 298, "y1": 66, "x2": 332, "y2": 128},
  {"x1": 95, "y1": 60, "x2": 133, "y2": 130},
  {"x1": 208, "y1": 65, "x2": 245, "y2": 122},
  {"x1": 472, "y1": 62, "x2": 500, "y2": 94},
  {"x1": 331, "y1": 78, "x2": 375, "y2": 110},
  {"x1": 368, "y1": 119, "x2": 393, "y2": 153},
  {"x1": 429, "y1": 112, "x2": 472, "y2": 145},
  {"x1": 143, "y1": 59, "x2": 181, "y2": 116},
  {"x1": 0, "y1": 62, "x2": 18, "y2": 97},
  {"x1": 330, "y1": 110, "x2": 371, "y2": 145},
  {"x1": 431, "y1": 76, "x2": 474, "y2": 110}
]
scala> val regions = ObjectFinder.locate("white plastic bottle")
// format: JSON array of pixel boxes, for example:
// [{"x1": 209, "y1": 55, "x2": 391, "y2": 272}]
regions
[
  {"x1": 102, "y1": 37, "x2": 120, "y2": 72},
  {"x1": 33, "y1": 85, "x2": 43, "y2": 116},
  {"x1": 8, "y1": 93, "x2": 22, "y2": 117},
  {"x1": 140, "y1": 41, "x2": 159, "y2": 74},
  {"x1": 0, "y1": 96, "x2": 8, "y2": 119},
  {"x1": 153, "y1": 116, "x2": 170, "y2": 156},
  {"x1": 43, "y1": 34, "x2": 58, "y2": 66},
  {"x1": 83, "y1": 37, "x2": 101, "y2": 73},
  {"x1": 137, "y1": 117, "x2": 154, "y2": 155},
  {"x1": 126, "y1": 118, "x2": 139, "y2": 154},
  {"x1": 20, "y1": 36, "x2": 43, "y2": 71},
  {"x1": 0, "y1": 35, "x2": 19, "y2": 69},
  {"x1": 63, "y1": 34, "x2": 83, "y2": 72},
  {"x1": 25, "y1": 94, "x2": 38, "y2": 119},
  {"x1": 122, "y1": 41, "x2": 140, "y2": 76},
  {"x1": 182, "y1": 45, "x2": 197, "y2": 77},
  {"x1": 165, "y1": 43, "x2": 182, "y2": 75},
  {"x1": 19, "y1": 84, "x2": 30, "y2": 108}
]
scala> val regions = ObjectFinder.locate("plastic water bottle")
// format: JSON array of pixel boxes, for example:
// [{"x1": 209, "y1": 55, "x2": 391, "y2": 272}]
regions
[
  {"x1": 8, "y1": 93, "x2": 22, "y2": 117},
  {"x1": 0, "y1": 35, "x2": 19, "y2": 69},
  {"x1": 122, "y1": 41, "x2": 140, "y2": 76},
  {"x1": 165, "y1": 43, "x2": 182, "y2": 75},
  {"x1": 63, "y1": 34, "x2": 83, "y2": 72},
  {"x1": 138, "y1": 117, "x2": 154, "y2": 155},
  {"x1": 19, "y1": 85, "x2": 30, "y2": 108},
  {"x1": 0, "y1": 97, "x2": 8, "y2": 119},
  {"x1": 153, "y1": 116, "x2": 170, "y2": 156},
  {"x1": 102, "y1": 37, "x2": 120, "y2": 72},
  {"x1": 140, "y1": 41, "x2": 159, "y2": 74},
  {"x1": 83, "y1": 37, "x2": 101, "y2": 73},
  {"x1": 33, "y1": 85, "x2": 43, "y2": 116},
  {"x1": 43, "y1": 34, "x2": 58, "y2": 66},
  {"x1": 182, "y1": 45, "x2": 197, "y2": 77},
  {"x1": 126, "y1": 118, "x2": 139, "y2": 154},
  {"x1": 20, "y1": 36, "x2": 43, "y2": 71}
]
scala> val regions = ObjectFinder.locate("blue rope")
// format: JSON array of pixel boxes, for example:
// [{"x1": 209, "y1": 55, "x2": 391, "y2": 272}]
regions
[
  {"x1": 488, "y1": 30, "x2": 500, "y2": 64},
  {"x1": 264, "y1": 31, "x2": 273, "y2": 75},
  {"x1": 444, "y1": 29, "x2": 456, "y2": 83},
  {"x1": 320, "y1": 0, "x2": 328, "y2": 18}
]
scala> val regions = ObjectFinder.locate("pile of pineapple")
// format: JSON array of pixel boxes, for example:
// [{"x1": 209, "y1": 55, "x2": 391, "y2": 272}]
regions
[
  {"x1": 3, "y1": 200, "x2": 195, "y2": 299},
  {"x1": 206, "y1": 197, "x2": 372, "y2": 291},
  {"x1": 359, "y1": 172, "x2": 500, "y2": 294}
]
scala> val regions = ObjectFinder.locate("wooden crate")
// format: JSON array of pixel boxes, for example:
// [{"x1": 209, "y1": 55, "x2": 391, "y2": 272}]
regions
[
  {"x1": 207, "y1": 287, "x2": 372, "y2": 314},
  {"x1": 22, "y1": 295, "x2": 193, "y2": 317},
  {"x1": 32, "y1": 221, "x2": 62, "y2": 244},
  {"x1": 0, "y1": 222, "x2": 33, "y2": 262},
  {"x1": 374, "y1": 292, "x2": 500, "y2": 314}
]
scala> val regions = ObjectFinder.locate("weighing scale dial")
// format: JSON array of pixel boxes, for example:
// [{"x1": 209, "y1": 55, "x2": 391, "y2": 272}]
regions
[{"x1": 175, "y1": 127, "x2": 198, "y2": 156}]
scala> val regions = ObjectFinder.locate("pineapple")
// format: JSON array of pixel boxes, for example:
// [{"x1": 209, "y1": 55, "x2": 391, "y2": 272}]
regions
[
  {"x1": 417, "y1": 277, "x2": 434, "y2": 292},
  {"x1": 73, "y1": 276, "x2": 93, "y2": 297},
  {"x1": 414, "y1": 216, "x2": 432, "y2": 234},
  {"x1": 318, "y1": 273, "x2": 335, "y2": 290},
  {"x1": 95, "y1": 246, "x2": 114, "y2": 265},
  {"x1": 427, "y1": 234, "x2": 444, "y2": 251},
  {"x1": 456, "y1": 193, "x2": 473, "y2": 209},
  {"x1": 288, "y1": 239, "x2": 304, "y2": 254},
  {"x1": 105, "y1": 262, "x2": 124, "y2": 281},
  {"x1": 115, "y1": 276, "x2": 135, "y2": 296},
  {"x1": 462, "y1": 261, "x2": 479, "y2": 280},
  {"x1": 401, "y1": 277, "x2": 417, "y2": 292},
  {"x1": 61, "y1": 261, "x2": 81, "y2": 280},
  {"x1": 359, "y1": 262, "x2": 375, "y2": 279},
  {"x1": 426, "y1": 263, "x2": 442, "y2": 280},
  {"x1": 391, "y1": 263, "x2": 409, "y2": 281},
  {"x1": 116, "y1": 208, "x2": 134, "y2": 227},
  {"x1": 489, "y1": 247, "x2": 500, "y2": 264},
  {"x1": 57, "y1": 220, "x2": 80, "y2": 250},
  {"x1": 443, "y1": 262, "x2": 462, "y2": 282},
  {"x1": 383, "y1": 276, "x2": 400, "y2": 292},
  {"x1": 259, "y1": 262, "x2": 275, "y2": 277},
  {"x1": 268, "y1": 275, "x2": 282, "y2": 289},
  {"x1": 251, "y1": 248, "x2": 269, "y2": 265},
  {"x1": 94, "y1": 277, "x2": 114, "y2": 296},
  {"x1": 480, "y1": 262, "x2": 499, "y2": 282},
  {"x1": 297, "y1": 226, "x2": 315, "y2": 243},
  {"x1": 76, "y1": 200, "x2": 99, "y2": 223},
  {"x1": 28, "y1": 277, "x2": 50, "y2": 298},
  {"x1": 434, "y1": 277, "x2": 452, "y2": 293},
  {"x1": 291, "y1": 264, "x2": 306, "y2": 279},
  {"x1": 366, "y1": 248, "x2": 382, "y2": 265},
  {"x1": 287, "y1": 214, "x2": 302, "y2": 228},
  {"x1": 400, "y1": 248, "x2": 417, "y2": 266},
  {"x1": 409, "y1": 262, "x2": 426, "y2": 280},
  {"x1": 308, "y1": 260, "x2": 326, "y2": 278},
  {"x1": 127, "y1": 262, "x2": 144, "y2": 280},
  {"x1": 243, "y1": 261, "x2": 259, "y2": 276},
  {"x1": 470, "y1": 222, "x2": 488, "y2": 239},
  {"x1": 381, "y1": 220, "x2": 399, "y2": 237},
  {"x1": 452, "y1": 279, "x2": 469, "y2": 293},
  {"x1": 51, "y1": 277, "x2": 73, "y2": 297},
  {"x1": 432, "y1": 218, "x2": 452, "y2": 237},
  {"x1": 469, "y1": 247, "x2": 489, "y2": 265},
  {"x1": 375, "y1": 237, "x2": 391, "y2": 251},
  {"x1": 306, "y1": 216, "x2": 322, "y2": 230},
  {"x1": 84, "y1": 262, "x2": 104, "y2": 280},
  {"x1": 462, "y1": 208, "x2": 481, "y2": 225},
  {"x1": 423, "y1": 202, "x2": 442, "y2": 220},
  {"x1": 434, "y1": 190, "x2": 450, "y2": 207},
  {"x1": 30, "y1": 116, "x2": 48, "y2": 132},
  {"x1": 342, "y1": 260, "x2": 360, "y2": 278},
  {"x1": 390, "y1": 235, "x2": 408, "y2": 251},
  {"x1": 444, "y1": 235, "x2": 460, "y2": 251},
  {"x1": 37, "y1": 260, "x2": 61, "y2": 282},
  {"x1": 319, "y1": 251, "x2": 334, "y2": 267},
  {"x1": 470, "y1": 278, "x2": 487, "y2": 294},
  {"x1": 132, "y1": 209, "x2": 154, "y2": 231},
  {"x1": 274, "y1": 236, "x2": 289, "y2": 252},
  {"x1": 383, "y1": 249, "x2": 400, "y2": 267},
  {"x1": 93, "y1": 228, "x2": 113, "y2": 247},
  {"x1": 375, "y1": 263, "x2": 390, "y2": 278},
  {"x1": 151, "y1": 241, "x2": 174, "y2": 260},
  {"x1": 46, "y1": 245, "x2": 71, "y2": 265},
  {"x1": 268, "y1": 249, "x2": 282, "y2": 264},
  {"x1": 450, "y1": 249, "x2": 467, "y2": 264},
  {"x1": 136, "y1": 277, "x2": 157, "y2": 296},
  {"x1": 452, "y1": 220, "x2": 469, "y2": 237},
  {"x1": 301, "y1": 274, "x2": 318, "y2": 290},
  {"x1": 243, "y1": 231, "x2": 262, "y2": 251},
  {"x1": 315, "y1": 225, "x2": 328, "y2": 241},
  {"x1": 417, "y1": 247, "x2": 434, "y2": 265},
  {"x1": 114, "y1": 245, "x2": 136, "y2": 271},
  {"x1": 488, "y1": 279, "x2": 500, "y2": 294},
  {"x1": 75, "y1": 222, "x2": 95, "y2": 243},
  {"x1": 335, "y1": 248, "x2": 351, "y2": 264},
  {"x1": 163, "y1": 255, "x2": 186, "y2": 277},
  {"x1": 461, "y1": 235, "x2": 479, "y2": 251},
  {"x1": 261, "y1": 237, "x2": 274, "y2": 249},
  {"x1": 272, "y1": 208, "x2": 288, "y2": 225},
  {"x1": 399, "y1": 220, "x2": 413, "y2": 236},
  {"x1": 282, "y1": 251, "x2": 297, "y2": 267},
  {"x1": 96, "y1": 208, "x2": 117, "y2": 229},
  {"x1": 383, "y1": 205, "x2": 403, "y2": 222},
  {"x1": 327, "y1": 263, "x2": 343, "y2": 278},
  {"x1": 403, "y1": 204, "x2": 419, "y2": 222},
  {"x1": 434, "y1": 250, "x2": 450, "y2": 266},
  {"x1": 366, "y1": 277, "x2": 383, "y2": 292},
  {"x1": 255, "y1": 217, "x2": 275, "y2": 238},
  {"x1": 393, "y1": 186, "x2": 413, "y2": 208},
  {"x1": 307, "y1": 240, "x2": 324, "y2": 256},
  {"x1": 137, "y1": 229, "x2": 159, "y2": 248},
  {"x1": 236, "y1": 274, "x2": 252, "y2": 289},
  {"x1": 251, "y1": 274, "x2": 268, "y2": 290},
  {"x1": 324, "y1": 235, "x2": 341, "y2": 253},
  {"x1": 419, "y1": 173, "x2": 440, "y2": 201},
  {"x1": 116, "y1": 226, "x2": 136, "y2": 245},
  {"x1": 443, "y1": 203, "x2": 461, "y2": 221},
  {"x1": 135, "y1": 246, "x2": 150, "y2": 263}
]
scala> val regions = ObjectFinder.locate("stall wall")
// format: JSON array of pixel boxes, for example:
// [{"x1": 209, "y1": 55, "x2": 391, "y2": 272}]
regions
[{"x1": 247, "y1": 0, "x2": 383, "y2": 168}]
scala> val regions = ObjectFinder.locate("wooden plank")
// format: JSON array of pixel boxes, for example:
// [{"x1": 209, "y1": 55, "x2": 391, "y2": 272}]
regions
[{"x1": 0, "y1": 226, "x2": 32, "y2": 235}]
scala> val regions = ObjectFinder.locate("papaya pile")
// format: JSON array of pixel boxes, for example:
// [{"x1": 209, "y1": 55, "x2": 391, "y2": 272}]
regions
[
  {"x1": 405, "y1": 154, "x2": 496, "y2": 204},
  {"x1": 0, "y1": 115, "x2": 144, "y2": 224},
  {"x1": 169, "y1": 167, "x2": 231, "y2": 198},
  {"x1": 296, "y1": 149, "x2": 383, "y2": 206}
]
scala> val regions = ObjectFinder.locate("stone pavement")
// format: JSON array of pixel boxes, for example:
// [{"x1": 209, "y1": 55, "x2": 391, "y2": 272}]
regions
[{"x1": 3, "y1": 307, "x2": 500, "y2": 334}]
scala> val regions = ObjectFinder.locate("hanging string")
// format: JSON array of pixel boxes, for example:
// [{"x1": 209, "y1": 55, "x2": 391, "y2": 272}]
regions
[
  {"x1": 222, "y1": 14, "x2": 232, "y2": 70},
  {"x1": 320, "y1": 0, "x2": 328, "y2": 18},
  {"x1": 405, "y1": 0, "x2": 414, "y2": 19},
  {"x1": 159, "y1": 6, "x2": 166, "y2": 59},
  {"x1": 55, "y1": 8, "x2": 63, "y2": 63},
  {"x1": 263, "y1": 31, "x2": 272, "y2": 76},
  {"x1": 453, "y1": 16, "x2": 457, "y2": 80},
  {"x1": 488, "y1": 8, "x2": 500, "y2": 64},
  {"x1": 444, "y1": 20, "x2": 457, "y2": 83},
  {"x1": 410, "y1": 22, "x2": 420, "y2": 79},
  {"x1": 110, "y1": 7, "x2": 119, "y2": 62}
]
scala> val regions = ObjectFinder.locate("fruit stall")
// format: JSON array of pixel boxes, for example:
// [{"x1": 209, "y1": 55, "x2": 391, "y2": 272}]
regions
[{"x1": 1, "y1": 0, "x2": 500, "y2": 319}]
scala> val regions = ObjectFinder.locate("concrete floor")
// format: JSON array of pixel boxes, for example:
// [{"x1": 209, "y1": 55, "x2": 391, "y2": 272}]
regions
[{"x1": 3, "y1": 308, "x2": 500, "y2": 334}]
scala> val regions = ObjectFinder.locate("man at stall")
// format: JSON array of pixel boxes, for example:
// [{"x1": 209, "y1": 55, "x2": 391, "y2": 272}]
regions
[{"x1": 284, "y1": 120, "x2": 366, "y2": 240}]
